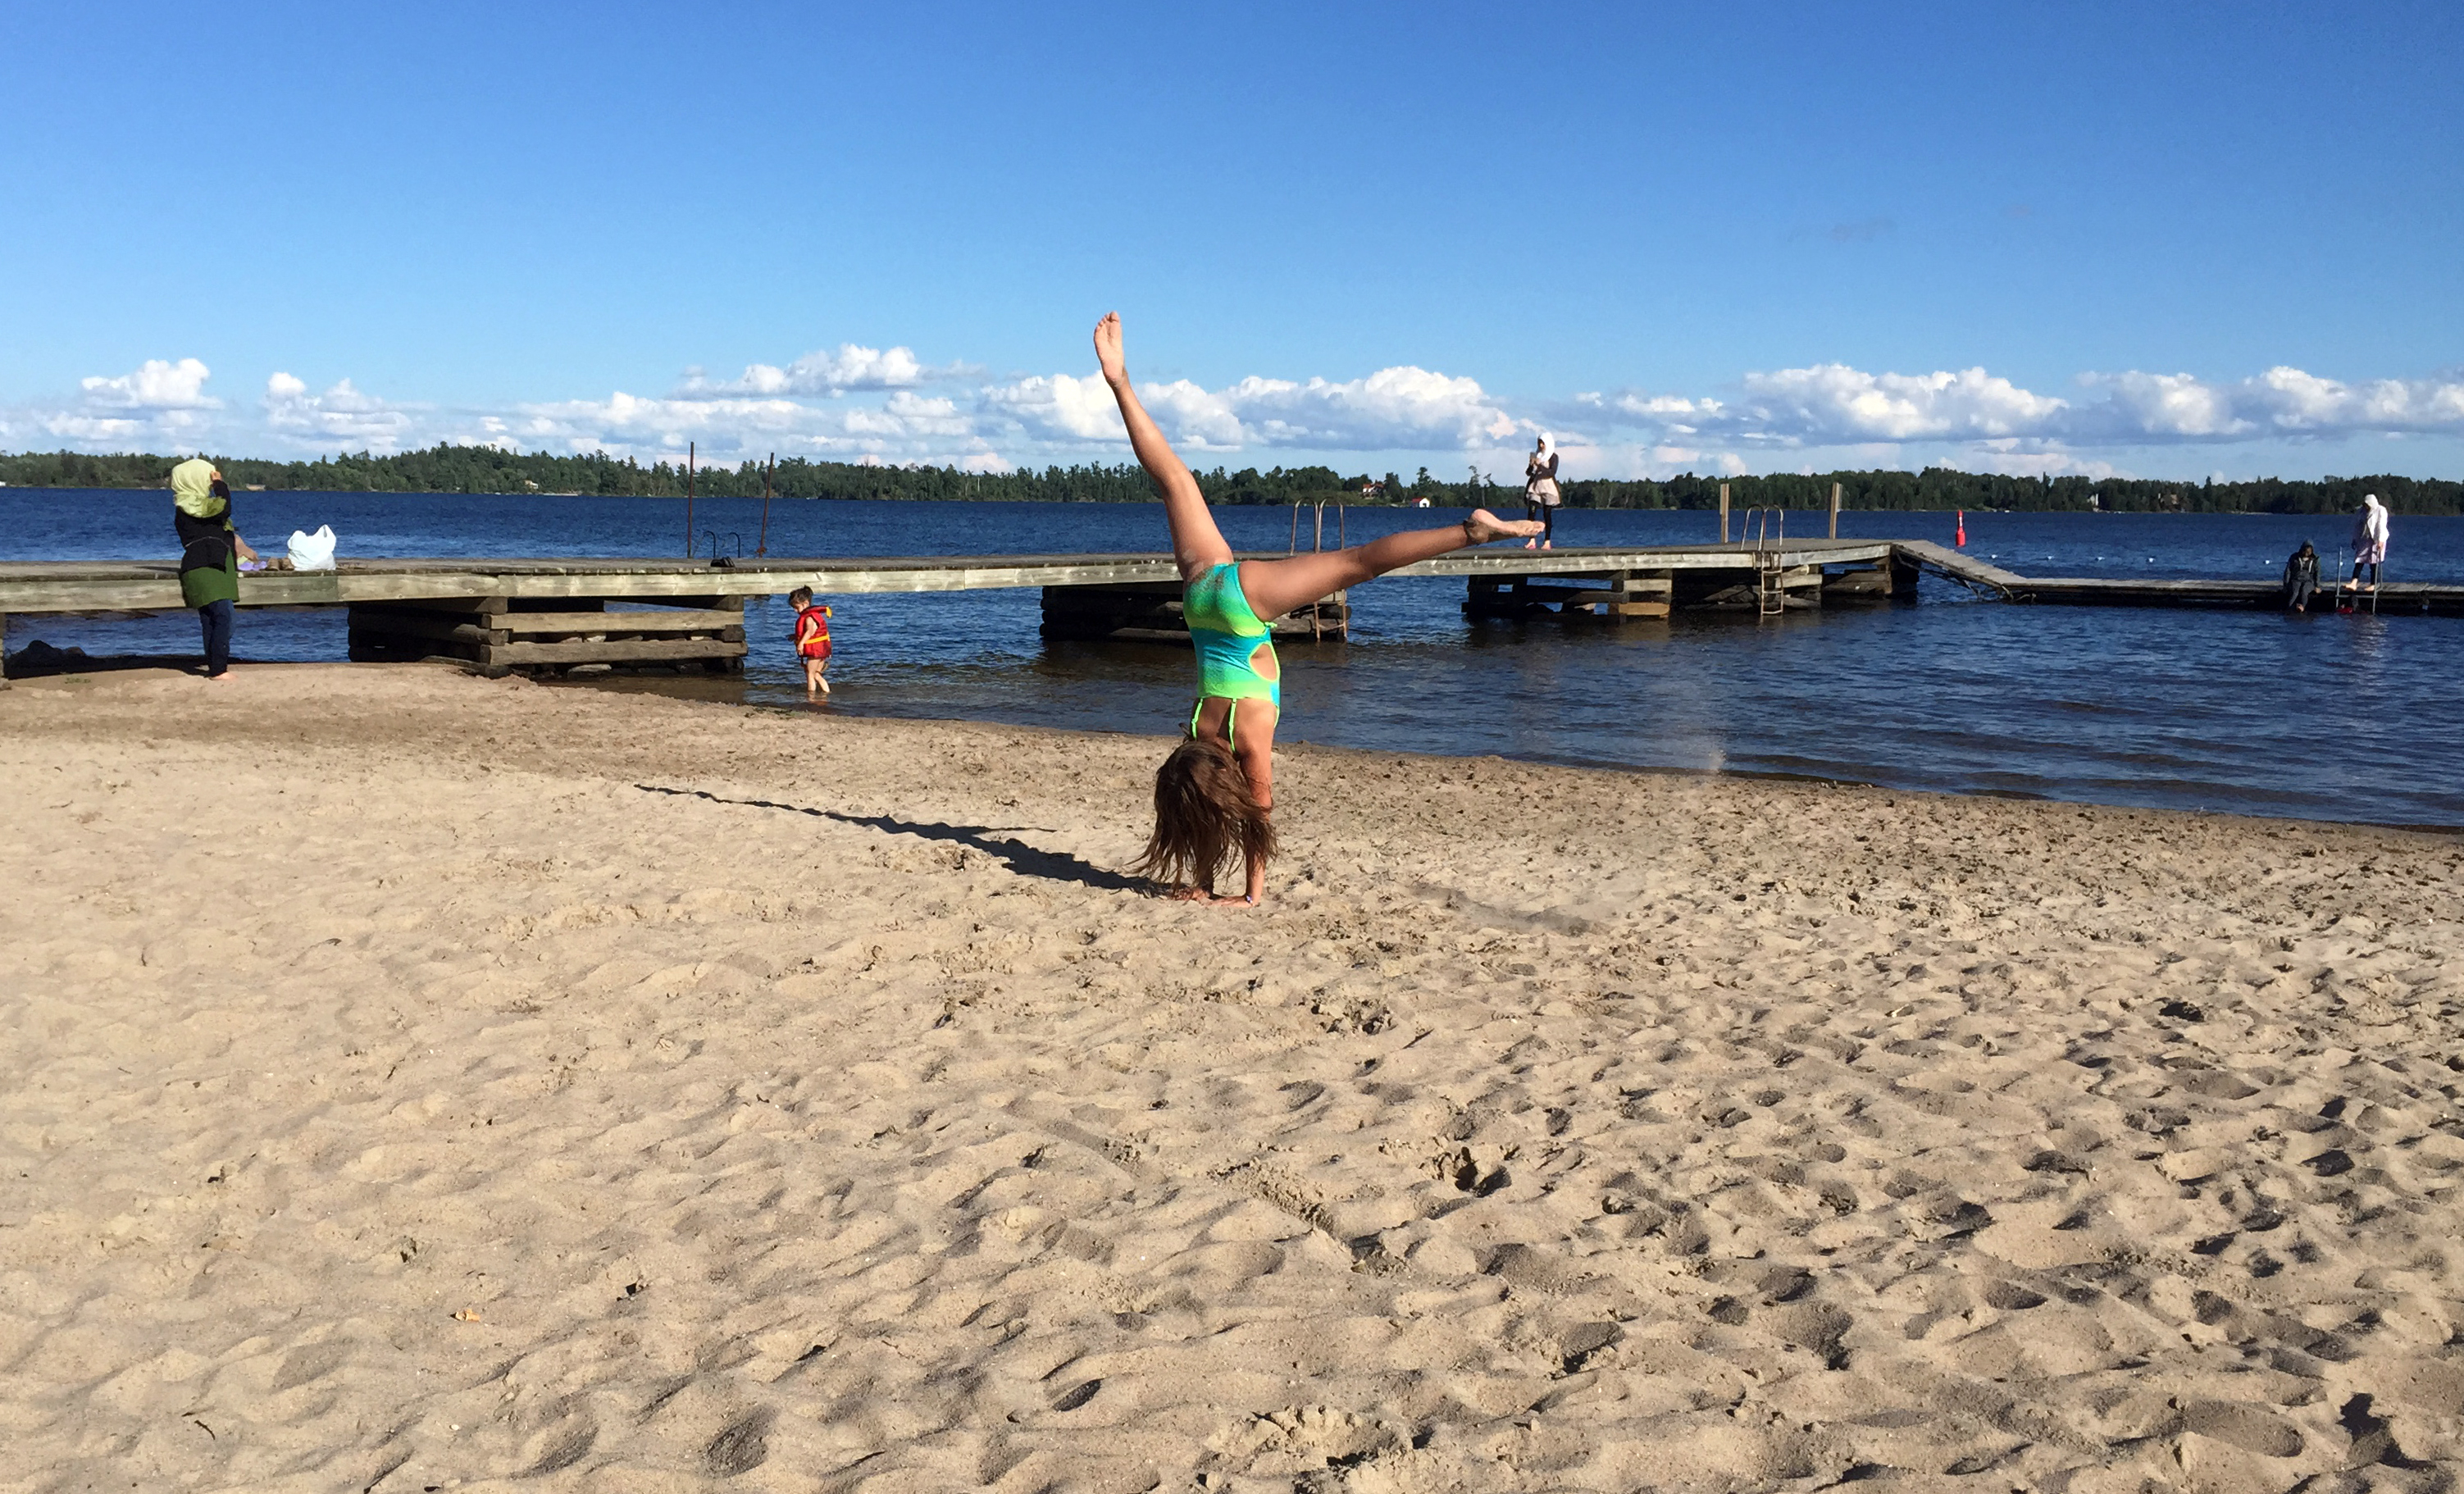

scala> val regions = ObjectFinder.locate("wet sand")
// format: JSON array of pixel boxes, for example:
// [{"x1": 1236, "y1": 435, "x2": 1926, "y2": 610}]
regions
[{"x1": 2, "y1": 663, "x2": 2459, "y2": 1492}]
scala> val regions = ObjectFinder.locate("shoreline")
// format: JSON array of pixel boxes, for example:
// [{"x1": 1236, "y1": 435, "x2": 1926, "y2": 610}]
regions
[
  {"x1": 16, "y1": 656, "x2": 2464, "y2": 836},
  {"x1": 4, "y1": 663, "x2": 2461, "y2": 1488}
]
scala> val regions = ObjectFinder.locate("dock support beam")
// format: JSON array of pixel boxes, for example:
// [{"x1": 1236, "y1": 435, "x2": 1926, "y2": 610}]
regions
[
  {"x1": 1041, "y1": 582, "x2": 1346, "y2": 643},
  {"x1": 348, "y1": 597, "x2": 748, "y2": 675},
  {"x1": 1465, "y1": 570, "x2": 1672, "y2": 620}
]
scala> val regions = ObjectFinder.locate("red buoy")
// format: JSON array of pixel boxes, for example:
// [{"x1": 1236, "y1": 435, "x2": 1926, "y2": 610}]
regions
[{"x1": 1956, "y1": 509, "x2": 1967, "y2": 547}]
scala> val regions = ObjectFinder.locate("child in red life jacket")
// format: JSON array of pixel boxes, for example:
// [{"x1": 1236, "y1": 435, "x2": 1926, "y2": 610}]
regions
[{"x1": 790, "y1": 586, "x2": 832, "y2": 698}]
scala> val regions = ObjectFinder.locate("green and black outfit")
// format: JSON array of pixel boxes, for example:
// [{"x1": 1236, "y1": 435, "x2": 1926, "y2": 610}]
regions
[
  {"x1": 1182, "y1": 562, "x2": 1279, "y2": 748},
  {"x1": 171, "y1": 458, "x2": 239, "y2": 675}
]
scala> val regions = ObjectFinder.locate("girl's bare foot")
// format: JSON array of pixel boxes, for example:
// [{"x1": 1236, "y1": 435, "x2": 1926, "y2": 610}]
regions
[
  {"x1": 1465, "y1": 508, "x2": 1546, "y2": 544},
  {"x1": 1093, "y1": 312, "x2": 1127, "y2": 385}
]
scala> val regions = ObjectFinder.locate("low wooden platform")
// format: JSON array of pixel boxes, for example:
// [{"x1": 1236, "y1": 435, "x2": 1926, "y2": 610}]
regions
[
  {"x1": 1893, "y1": 540, "x2": 2464, "y2": 615},
  {"x1": 345, "y1": 599, "x2": 749, "y2": 674}
]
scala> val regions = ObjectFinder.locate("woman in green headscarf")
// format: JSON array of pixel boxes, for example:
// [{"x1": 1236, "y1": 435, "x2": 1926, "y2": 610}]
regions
[{"x1": 171, "y1": 457, "x2": 257, "y2": 679}]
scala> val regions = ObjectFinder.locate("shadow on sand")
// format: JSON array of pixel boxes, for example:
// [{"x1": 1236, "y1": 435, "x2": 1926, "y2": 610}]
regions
[{"x1": 633, "y1": 783, "x2": 1148, "y2": 894}]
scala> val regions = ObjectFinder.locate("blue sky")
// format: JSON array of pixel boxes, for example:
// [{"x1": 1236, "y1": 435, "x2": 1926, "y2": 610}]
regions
[{"x1": 3, "y1": 0, "x2": 2458, "y2": 481}]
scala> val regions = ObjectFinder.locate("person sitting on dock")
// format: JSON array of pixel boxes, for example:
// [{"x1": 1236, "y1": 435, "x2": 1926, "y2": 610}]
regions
[
  {"x1": 170, "y1": 457, "x2": 258, "y2": 680},
  {"x1": 2345, "y1": 494, "x2": 2389, "y2": 592},
  {"x1": 790, "y1": 586, "x2": 833, "y2": 698},
  {"x1": 2282, "y1": 540, "x2": 2320, "y2": 613},
  {"x1": 1092, "y1": 312, "x2": 1542, "y2": 907},
  {"x1": 1523, "y1": 434, "x2": 1560, "y2": 550}
]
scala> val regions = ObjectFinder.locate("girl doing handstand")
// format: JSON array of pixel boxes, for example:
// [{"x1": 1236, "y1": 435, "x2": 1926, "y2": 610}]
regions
[{"x1": 1094, "y1": 312, "x2": 1544, "y2": 907}]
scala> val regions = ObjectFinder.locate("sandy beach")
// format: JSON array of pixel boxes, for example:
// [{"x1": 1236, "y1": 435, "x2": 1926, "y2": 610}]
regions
[{"x1": 2, "y1": 663, "x2": 2458, "y2": 1492}]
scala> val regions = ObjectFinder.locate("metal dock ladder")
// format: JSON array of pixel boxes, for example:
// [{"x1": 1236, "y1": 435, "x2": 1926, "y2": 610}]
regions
[{"x1": 1742, "y1": 508, "x2": 1788, "y2": 615}]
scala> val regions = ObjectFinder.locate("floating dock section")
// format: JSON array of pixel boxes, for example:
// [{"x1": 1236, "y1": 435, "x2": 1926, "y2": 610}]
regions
[
  {"x1": 344, "y1": 598, "x2": 749, "y2": 672},
  {"x1": 1892, "y1": 540, "x2": 2464, "y2": 614}
]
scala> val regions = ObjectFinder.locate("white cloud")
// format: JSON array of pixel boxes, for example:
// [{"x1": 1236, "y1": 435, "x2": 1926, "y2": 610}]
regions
[
  {"x1": 978, "y1": 364, "x2": 1520, "y2": 453},
  {"x1": 1585, "y1": 362, "x2": 2464, "y2": 464},
  {"x1": 80, "y1": 357, "x2": 217, "y2": 410},
  {"x1": 498, "y1": 380, "x2": 1010, "y2": 468},
  {"x1": 981, "y1": 371, "x2": 1129, "y2": 443},
  {"x1": 681, "y1": 343, "x2": 958, "y2": 396},
  {"x1": 24, "y1": 357, "x2": 224, "y2": 449},
  {"x1": 503, "y1": 391, "x2": 821, "y2": 450},
  {"x1": 2075, "y1": 371, "x2": 2242, "y2": 438},
  {"x1": 1224, "y1": 367, "x2": 1521, "y2": 449},
  {"x1": 8, "y1": 344, "x2": 2464, "y2": 480},
  {"x1": 1727, "y1": 365, "x2": 2069, "y2": 443},
  {"x1": 2078, "y1": 366, "x2": 2464, "y2": 439},
  {"x1": 263, "y1": 373, "x2": 418, "y2": 452}
]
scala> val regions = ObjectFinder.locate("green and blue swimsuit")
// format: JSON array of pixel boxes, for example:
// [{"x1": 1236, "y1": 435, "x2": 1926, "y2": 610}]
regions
[{"x1": 1184, "y1": 563, "x2": 1278, "y2": 746}]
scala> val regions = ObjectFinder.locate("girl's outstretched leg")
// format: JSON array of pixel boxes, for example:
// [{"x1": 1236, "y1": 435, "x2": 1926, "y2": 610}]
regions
[
  {"x1": 1237, "y1": 509, "x2": 1541, "y2": 621},
  {"x1": 1095, "y1": 312, "x2": 1232, "y2": 580}
]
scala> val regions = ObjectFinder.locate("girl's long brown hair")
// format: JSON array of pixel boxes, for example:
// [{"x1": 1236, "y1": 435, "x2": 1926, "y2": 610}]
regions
[{"x1": 1135, "y1": 737, "x2": 1276, "y2": 893}]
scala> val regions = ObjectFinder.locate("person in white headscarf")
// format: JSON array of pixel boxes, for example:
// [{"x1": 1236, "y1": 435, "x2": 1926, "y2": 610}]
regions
[
  {"x1": 1522, "y1": 433, "x2": 1560, "y2": 550},
  {"x1": 2346, "y1": 493, "x2": 2390, "y2": 591}
]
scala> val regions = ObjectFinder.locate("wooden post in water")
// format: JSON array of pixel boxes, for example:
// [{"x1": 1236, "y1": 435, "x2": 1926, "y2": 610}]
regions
[
  {"x1": 1719, "y1": 482, "x2": 1730, "y2": 544},
  {"x1": 757, "y1": 453, "x2": 774, "y2": 556},
  {"x1": 1830, "y1": 481, "x2": 1841, "y2": 539},
  {"x1": 684, "y1": 441, "x2": 697, "y2": 558}
]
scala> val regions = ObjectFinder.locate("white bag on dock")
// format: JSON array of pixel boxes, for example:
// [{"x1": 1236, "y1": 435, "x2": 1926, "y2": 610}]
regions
[{"x1": 288, "y1": 525, "x2": 337, "y2": 572}]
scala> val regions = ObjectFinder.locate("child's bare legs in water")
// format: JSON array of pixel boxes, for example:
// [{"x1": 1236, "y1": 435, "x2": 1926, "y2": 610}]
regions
[{"x1": 1095, "y1": 312, "x2": 1542, "y2": 906}]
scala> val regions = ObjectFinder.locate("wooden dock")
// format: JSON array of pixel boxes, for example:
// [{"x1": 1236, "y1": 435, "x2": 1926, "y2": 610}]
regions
[
  {"x1": 0, "y1": 541, "x2": 1906, "y2": 611},
  {"x1": 2, "y1": 536, "x2": 2454, "y2": 676},
  {"x1": 0, "y1": 542, "x2": 1910, "y2": 674}
]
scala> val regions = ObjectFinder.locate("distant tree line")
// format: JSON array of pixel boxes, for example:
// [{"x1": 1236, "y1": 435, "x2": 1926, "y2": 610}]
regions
[
  {"x1": 1556, "y1": 468, "x2": 2464, "y2": 517},
  {"x1": 1, "y1": 444, "x2": 2455, "y2": 515}
]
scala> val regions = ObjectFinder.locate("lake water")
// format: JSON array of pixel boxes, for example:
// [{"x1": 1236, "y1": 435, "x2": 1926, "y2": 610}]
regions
[{"x1": 7, "y1": 488, "x2": 2461, "y2": 827}]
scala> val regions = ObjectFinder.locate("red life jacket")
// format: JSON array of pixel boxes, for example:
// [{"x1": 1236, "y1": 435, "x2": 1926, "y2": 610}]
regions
[{"x1": 795, "y1": 604, "x2": 832, "y2": 658}]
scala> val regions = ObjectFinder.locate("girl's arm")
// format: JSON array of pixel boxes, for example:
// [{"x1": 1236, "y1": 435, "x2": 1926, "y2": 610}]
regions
[{"x1": 1234, "y1": 728, "x2": 1273, "y2": 905}]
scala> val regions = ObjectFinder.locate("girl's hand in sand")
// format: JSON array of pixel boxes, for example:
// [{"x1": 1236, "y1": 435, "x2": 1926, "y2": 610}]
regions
[
  {"x1": 1093, "y1": 312, "x2": 1128, "y2": 388},
  {"x1": 1463, "y1": 508, "x2": 1546, "y2": 544}
]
